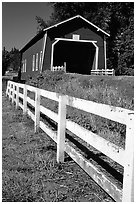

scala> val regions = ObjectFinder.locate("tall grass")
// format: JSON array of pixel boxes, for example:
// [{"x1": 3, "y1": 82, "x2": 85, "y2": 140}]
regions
[{"x1": 27, "y1": 71, "x2": 134, "y2": 148}]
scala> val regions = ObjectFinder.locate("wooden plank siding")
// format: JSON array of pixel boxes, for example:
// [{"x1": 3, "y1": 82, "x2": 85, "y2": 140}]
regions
[
  {"x1": 21, "y1": 36, "x2": 45, "y2": 80},
  {"x1": 64, "y1": 26, "x2": 105, "y2": 70},
  {"x1": 42, "y1": 36, "x2": 52, "y2": 71},
  {"x1": 20, "y1": 15, "x2": 109, "y2": 80}
]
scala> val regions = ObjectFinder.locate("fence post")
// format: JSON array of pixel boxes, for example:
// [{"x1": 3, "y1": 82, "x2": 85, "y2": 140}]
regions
[
  {"x1": 8, "y1": 81, "x2": 11, "y2": 99},
  {"x1": 6, "y1": 80, "x2": 9, "y2": 96},
  {"x1": 16, "y1": 83, "x2": 19, "y2": 109},
  {"x1": 57, "y1": 95, "x2": 67, "y2": 163},
  {"x1": 122, "y1": 113, "x2": 134, "y2": 202},
  {"x1": 64, "y1": 62, "x2": 66, "y2": 72},
  {"x1": 34, "y1": 88, "x2": 40, "y2": 133},
  {"x1": 8, "y1": 81, "x2": 10, "y2": 96},
  {"x1": 9, "y1": 82, "x2": 12, "y2": 101},
  {"x1": 12, "y1": 83, "x2": 15, "y2": 103},
  {"x1": 23, "y1": 84, "x2": 27, "y2": 114},
  {"x1": 113, "y1": 69, "x2": 115, "y2": 76}
]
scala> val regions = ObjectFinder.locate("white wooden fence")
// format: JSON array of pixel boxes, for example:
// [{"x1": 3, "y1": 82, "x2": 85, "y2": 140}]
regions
[
  {"x1": 91, "y1": 69, "x2": 115, "y2": 76},
  {"x1": 52, "y1": 62, "x2": 66, "y2": 72},
  {"x1": 6, "y1": 80, "x2": 134, "y2": 202}
]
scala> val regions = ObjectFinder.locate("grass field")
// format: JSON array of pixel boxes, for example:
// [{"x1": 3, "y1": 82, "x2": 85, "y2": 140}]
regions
[
  {"x1": 27, "y1": 71, "x2": 134, "y2": 108},
  {"x1": 2, "y1": 90, "x2": 113, "y2": 202},
  {"x1": 27, "y1": 71, "x2": 134, "y2": 149}
]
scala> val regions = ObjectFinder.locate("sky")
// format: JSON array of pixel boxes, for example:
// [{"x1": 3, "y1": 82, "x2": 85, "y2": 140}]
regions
[{"x1": 2, "y1": 2, "x2": 54, "y2": 51}]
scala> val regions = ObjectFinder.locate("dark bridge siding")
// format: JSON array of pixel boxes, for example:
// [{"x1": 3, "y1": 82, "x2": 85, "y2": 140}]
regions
[
  {"x1": 21, "y1": 37, "x2": 44, "y2": 80},
  {"x1": 42, "y1": 27, "x2": 105, "y2": 73},
  {"x1": 64, "y1": 27, "x2": 105, "y2": 70},
  {"x1": 20, "y1": 16, "x2": 107, "y2": 81},
  {"x1": 42, "y1": 37, "x2": 52, "y2": 72}
]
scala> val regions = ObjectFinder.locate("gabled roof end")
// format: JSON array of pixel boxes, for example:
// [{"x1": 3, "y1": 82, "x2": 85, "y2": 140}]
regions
[{"x1": 43, "y1": 14, "x2": 110, "y2": 37}]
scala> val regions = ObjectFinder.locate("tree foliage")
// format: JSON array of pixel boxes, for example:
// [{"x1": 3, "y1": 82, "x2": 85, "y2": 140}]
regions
[
  {"x1": 9, "y1": 47, "x2": 21, "y2": 72},
  {"x1": 113, "y1": 12, "x2": 134, "y2": 75},
  {"x1": 2, "y1": 47, "x2": 10, "y2": 76},
  {"x1": 35, "y1": 16, "x2": 49, "y2": 33},
  {"x1": 2, "y1": 47, "x2": 21, "y2": 75},
  {"x1": 36, "y1": 2, "x2": 134, "y2": 75}
]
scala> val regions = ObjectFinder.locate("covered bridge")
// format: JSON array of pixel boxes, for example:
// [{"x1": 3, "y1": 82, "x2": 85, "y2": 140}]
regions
[{"x1": 20, "y1": 15, "x2": 110, "y2": 80}]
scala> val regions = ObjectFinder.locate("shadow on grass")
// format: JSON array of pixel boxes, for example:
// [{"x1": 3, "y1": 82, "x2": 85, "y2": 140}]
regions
[{"x1": 26, "y1": 102, "x2": 123, "y2": 187}]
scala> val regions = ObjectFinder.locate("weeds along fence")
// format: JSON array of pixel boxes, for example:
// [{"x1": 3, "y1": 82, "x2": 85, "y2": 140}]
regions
[{"x1": 6, "y1": 80, "x2": 134, "y2": 202}]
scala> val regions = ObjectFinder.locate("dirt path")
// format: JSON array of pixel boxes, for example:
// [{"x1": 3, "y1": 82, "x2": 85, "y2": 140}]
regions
[{"x1": 2, "y1": 92, "x2": 113, "y2": 202}]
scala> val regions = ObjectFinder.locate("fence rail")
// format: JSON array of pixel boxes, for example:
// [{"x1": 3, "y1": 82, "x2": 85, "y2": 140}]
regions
[
  {"x1": 6, "y1": 80, "x2": 134, "y2": 202},
  {"x1": 91, "y1": 69, "x2": 115, "y2": 76}
]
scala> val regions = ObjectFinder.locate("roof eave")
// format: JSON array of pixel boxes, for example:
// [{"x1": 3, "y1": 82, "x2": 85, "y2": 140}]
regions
[
  {"x1": 79, "y1": 15, "x2": 110, "y2": 37},
  {"x1": 43, "y1": 14, "x2": 110, "y2": 37},
  {"x1": 19, "y1": 30, "x2": 46, "y2": 52},
  {"x1": 20, "y1": 15, "x2": 110, "y2": 52}
]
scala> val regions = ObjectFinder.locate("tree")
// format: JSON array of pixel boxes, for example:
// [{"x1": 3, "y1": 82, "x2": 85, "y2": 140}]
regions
[
  {"x1": 2, "y1": 47, "x2": 10, "y2": 75},
  {"x1": 112, "y1": 5, "x2": 134, "y2": 75},
  {"x1": 106, "y1": 2, "x2": 134, "y2": 75},
  {"x1": 2, "y1": 47, "x2": 21, "y2": 75},
  {"x1": 9, "y1": 47, "x2": 21, "y2": 72},
  {"x1": 35, "y1": 16, "x2": 50, "y2": 33}
]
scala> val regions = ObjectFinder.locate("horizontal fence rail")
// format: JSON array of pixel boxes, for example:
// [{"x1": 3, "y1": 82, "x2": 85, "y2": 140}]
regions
[
  {"x1": 6, "y1": 80, "x2": 134, "y2": 202},
  {"x1": 91, "y1": 69, "x2": 115, "y2": 76}
]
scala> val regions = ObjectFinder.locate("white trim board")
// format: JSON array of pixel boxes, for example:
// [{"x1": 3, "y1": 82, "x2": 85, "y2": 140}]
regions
[
  {"x1": 44, "y1": 15, "x2": 110, "y2": 37},
  {"x1": 40, "y1": 32, "x2": 47, "y2": 73},
  {"x1": 51, "y1": 39, "x2": 59, "y2": 71},
  {"x1": 20, "y1": 15, "x2": 109, "y2": 52},
  {"x1": 55, "y1": 38, "x2": 97, "y2": 43},
  {"x1": 51, "y1": 39, "x2": 98, "y2": 71},
  {"x1": 104, "y1": 35, "x2": 107, "y2": 70}
]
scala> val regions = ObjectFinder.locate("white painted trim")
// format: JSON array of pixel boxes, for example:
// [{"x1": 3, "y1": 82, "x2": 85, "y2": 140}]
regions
[
  {"x1": 122, "y1": 113, "x2": 134, "y2": 202},
  {"x1": 92, "y1": 42, "x2": 99, "y2": 70},
  {"x1": 40, "y1": 32, "x2": 47, "y2": 73},
  {"x1": 36, "y1": 53, "x2": 39, "y2": 71},
  {"x1": 52, "y1": 38, "x2": 98, "y2": 71},
  {"x1": 91, "y1": 69, "x2": 114, "y2": 76},
  {"x1": 66, "y1": 95, "x2": 132, "y2": 125},
  {"x1": 39, "y1": 51, "x2": 42, "y2": 70},
  {"x1": 20, "y1": 15, "x2": 109, "y2": 52},
  {"x1": 32, "y1": 55, "x2": 35, "y2": 71},
  {"x1": 25, "y1": 59, "x2": 27, "y2": 72},
  {"x1": 104, "y1": 35, "x2": 107, "y2": 70},
  {"x1": 66, "y1": 119, "x2": 125, "y2": 166},
  {"x1": 23, "y1": 84, "x2": 27, "y2": 114},
  {"x1": 44, "y1": 15, "x2": 79, "y2": 32},
  {"x1": 40, "y1": 88, "x2": 59, "y2": 102},
  {"x1": 65, "y1": 142, "x2": 122, "y2": 202},
  {"x1": 57, "y1": 95, "x2": 67, "y2": 163},
  {"x1": 40, "y1": 105, "x2": 58, "y2": 123},
  {"x1": 73, "y1": 34, "x2": 80, "y2": 40},
  {"x1": 43, "y1": 15, "x2": 110, "y2": 37},
  {"x1": 34, "y1": 88, "x2": 40, "y2": 133},
  {"x1": 79, "y1": 15, "x2": 110, "y2": 37},
  {"x1": 16, "y1": 84, "x2": 19, "y2": 109},
  {"x1": 55, "y1": 37, "x2": 97, "y2": 43},
  {"x1": 51, "y1": 39, "x2": 59, "y2": 71}
]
